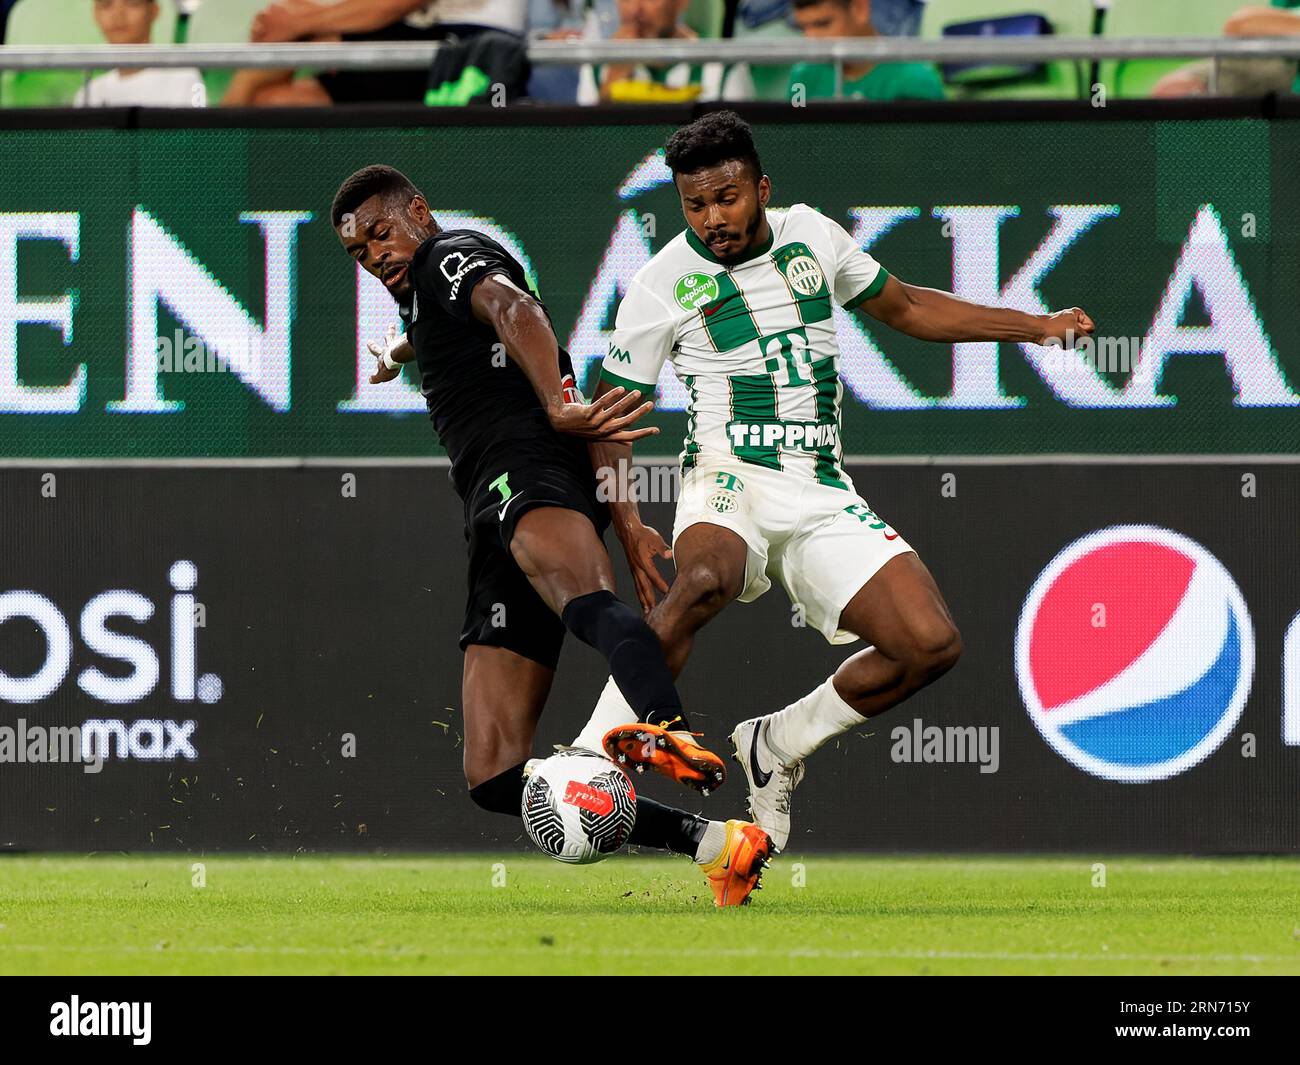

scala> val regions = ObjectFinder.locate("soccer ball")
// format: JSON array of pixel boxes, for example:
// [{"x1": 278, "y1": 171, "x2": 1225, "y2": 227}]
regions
[{"x1": 521, "y1": 749, "x2": 637, "y2": 864}]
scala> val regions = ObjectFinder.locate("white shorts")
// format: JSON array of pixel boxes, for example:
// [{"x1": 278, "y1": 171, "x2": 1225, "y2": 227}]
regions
[{"x1": 672, "y1": 460, "x2": 917, "y2": 645}]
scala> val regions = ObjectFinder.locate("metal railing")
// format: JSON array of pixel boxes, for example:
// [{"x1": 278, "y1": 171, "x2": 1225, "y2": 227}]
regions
[{"x1": 4, "y1": 37, "x2": 1300, "y2": 96}]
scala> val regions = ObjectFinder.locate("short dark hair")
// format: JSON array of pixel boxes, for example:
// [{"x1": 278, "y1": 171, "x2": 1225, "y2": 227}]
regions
[
  {"x1": 664, "y1": 111, "x2": 763, "y2": 185},
  {"x1": 790, "y1": 0, "x2": 850, "y2": 8},
  {"x1": 330, "y1": 165, "x2": 423, "y2": 228}
]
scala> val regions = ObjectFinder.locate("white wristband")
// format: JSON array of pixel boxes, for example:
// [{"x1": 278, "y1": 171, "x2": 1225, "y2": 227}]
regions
[{"x1": 381, "y1": 349, "x2": 402, "y2": 372}]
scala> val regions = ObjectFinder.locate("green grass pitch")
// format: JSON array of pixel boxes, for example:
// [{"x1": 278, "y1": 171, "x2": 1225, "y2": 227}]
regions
[{"x1": 1, "y1": 854, "x2": 1298, "y2": 975}]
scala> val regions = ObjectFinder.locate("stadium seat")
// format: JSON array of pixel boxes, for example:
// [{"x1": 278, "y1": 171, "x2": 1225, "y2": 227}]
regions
[
  {"x1": 1, "y1": 0, "x2": 178, "y2": 106},
  {"x1": 1098, "y1": 0, "x2": 1244, "y2": 99},
  {"x1": 919, "y1": 0, "x2": 1096, "y2": 37},
  {"x1": 186, "y1": 0, "x2": 266, "y2": 102},
  {"x1": 919, "y1": 0, "x2": 1095, "y2": 100}
]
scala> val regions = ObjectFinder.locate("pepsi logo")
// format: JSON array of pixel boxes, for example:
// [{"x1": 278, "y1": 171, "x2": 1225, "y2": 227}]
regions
[{"x1": 1016, "y1": 526, "x2": 1254, "y2": 783}]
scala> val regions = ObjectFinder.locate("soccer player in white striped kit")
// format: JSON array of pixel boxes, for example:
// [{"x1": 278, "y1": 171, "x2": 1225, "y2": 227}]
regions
[{"x1": 580, "y1": 111, "x2": 1095, "y2": 851}]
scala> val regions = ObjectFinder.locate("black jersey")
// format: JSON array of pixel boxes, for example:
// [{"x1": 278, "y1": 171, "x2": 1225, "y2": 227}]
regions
[{"x1": 397, "y1": 229, "x2": 588, "y2": 496}]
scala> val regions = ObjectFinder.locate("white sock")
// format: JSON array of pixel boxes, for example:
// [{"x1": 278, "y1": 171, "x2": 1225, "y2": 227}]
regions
[
  {"x1": 572, "y1": 676, "x2": 636, "y2": 752},
  {"x1": 765, "y1": 676, "x2": 865, "y2": 763},
  {"x1": 693, "y1": 820, "x2": 728, "y2": 866}
]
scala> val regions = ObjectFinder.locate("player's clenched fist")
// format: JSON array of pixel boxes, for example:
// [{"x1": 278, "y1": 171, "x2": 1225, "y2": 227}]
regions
[
  {"x1": 1037, "y1": 307, "x2": 1095, "y2": 348},
  {"x1": 547, "y1": 386, "x2": 660, "y2": 443}
]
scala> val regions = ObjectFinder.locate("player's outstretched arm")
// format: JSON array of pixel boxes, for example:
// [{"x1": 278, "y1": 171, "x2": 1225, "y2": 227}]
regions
[
  {"x1": 469, "y1": 275, "x2": 660, "y2": 444},
  {"x1": 587, "y1": 376, "x2": 672, "y2": 615},
  {"x1": 860, "y1": 273, "x2": 1094, "y2": 347},
  {"x1": 254, "y1": 0, "x2": 428, "y2": 42}
]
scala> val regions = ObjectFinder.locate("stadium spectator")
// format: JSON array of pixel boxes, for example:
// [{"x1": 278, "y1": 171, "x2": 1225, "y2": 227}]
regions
[
  {"x1": 1152, "y1": 2, "x2": 1300, "y2": 97},
  {"x1": 785, "y1": 0, "x2": 944, "y2": 101},
  {"x1": 577, "y1": 0, "x2": 747, "y2": 103},
  {"x1": 225, "y1": 0, "x2": 525, "y2": 106},
  {"x1": 866, "y1": 0, "x2": 922, "y2": 37},
  {"x1": 75, "y1": 0, "x2": 206, "y2": 107},
  {"x1": 736, "y1": 0, "x2": 921, "y2": 37},
  {"x1": 525, "y1": 0, "x2": 617, "y2": 102},
  {"x1": 528, "y1": 0, "x2": 616, "y2": 38}
]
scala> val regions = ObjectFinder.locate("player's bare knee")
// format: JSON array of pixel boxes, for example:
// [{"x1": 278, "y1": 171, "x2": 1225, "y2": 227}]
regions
[
  {"x1": 906, "y1": 618, "x2": 962, "y2": 685},
  {"x1": 673, "y1": 559, "x2": 739, "y2": 617}
]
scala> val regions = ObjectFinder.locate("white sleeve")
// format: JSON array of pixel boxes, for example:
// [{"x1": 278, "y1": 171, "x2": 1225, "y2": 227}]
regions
[
  {"x1": 601, "y1": 277, "x2": 676, "y2": 392},
  {"x1": 820, "y1": 212, "x2": 889, "y2": 308}
]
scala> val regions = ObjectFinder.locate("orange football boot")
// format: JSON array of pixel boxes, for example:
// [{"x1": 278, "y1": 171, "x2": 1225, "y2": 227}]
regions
[
  {"x1": 698, "y1": 820, "x2": 773, "y2": 907},
  {"x1": 602, "y1": 721, "x2": 727, "y2": 793}
]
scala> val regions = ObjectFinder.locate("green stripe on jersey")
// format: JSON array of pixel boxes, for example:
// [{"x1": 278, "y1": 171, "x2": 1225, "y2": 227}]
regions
[
  {"x1": 811, "y1": 355, "x2": 847, "y2": 489},
  {"x1": 844, "y1": 267, "x2": 890, "y2": 310},
  {"x1": 681, "y1": 374, "x2": 700, "y2": 472},
  {"x1": 701, "y1": 272, "x2": 761, "y2": 352},
  {"x1": 599, "y1": 368, "x2": 656, "y2": 394},
  {"x1": 729, "y1": 373, "x2": 782, "y2": 471}
]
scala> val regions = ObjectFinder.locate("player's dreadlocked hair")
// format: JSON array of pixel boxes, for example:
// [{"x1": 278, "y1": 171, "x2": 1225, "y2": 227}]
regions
[
  {"x1": 664, "y1": 111, "x2": 764, "y2": 184},
  {"x1": 330, "y1": 165, "x2": 424, "y2": 228}
]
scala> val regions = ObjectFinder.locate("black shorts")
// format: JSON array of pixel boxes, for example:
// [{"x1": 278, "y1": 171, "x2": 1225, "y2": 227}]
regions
[
  {"x1": 459, "y1": 459, "x2": 609, "y2": 669},
  {"x1": 316, "y1": 22, "x2": 442, "y2": 104}
]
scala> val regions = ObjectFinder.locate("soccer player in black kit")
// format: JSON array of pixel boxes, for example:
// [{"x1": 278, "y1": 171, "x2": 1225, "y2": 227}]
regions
[{"x1": 331, "y1": 165, "x2": 772, "y2": 905}]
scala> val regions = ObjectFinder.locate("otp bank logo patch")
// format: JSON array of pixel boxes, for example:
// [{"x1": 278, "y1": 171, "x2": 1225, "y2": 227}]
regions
[{"x1": 1015, "y1": 526, "x2": 1254, "y2": 783}]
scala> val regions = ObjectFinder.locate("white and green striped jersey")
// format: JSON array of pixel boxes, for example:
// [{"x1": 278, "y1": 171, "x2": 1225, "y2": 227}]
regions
[{"x1": 600, "y1": 203, "x2": 889, "y2": 488}]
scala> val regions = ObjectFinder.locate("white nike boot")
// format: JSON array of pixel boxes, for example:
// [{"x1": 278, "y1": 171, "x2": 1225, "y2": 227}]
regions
[{"x1": 729, "y1": 717, "x2": 805, "y2": 853}]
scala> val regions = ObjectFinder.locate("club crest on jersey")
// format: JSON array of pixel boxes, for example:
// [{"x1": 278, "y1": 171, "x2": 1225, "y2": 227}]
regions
[
  {"x1": 675, "y1": 272, "x2": 720, "y2": 311},
  {"x1": 440, "y1": 251, "x2": 489, "y2": 300},
  {"x1": 782, "y1": 254, "x2": 825, "y2": 297},
  {"x1": 706, "y1": 471, "x2": 743, "y2": 513}
]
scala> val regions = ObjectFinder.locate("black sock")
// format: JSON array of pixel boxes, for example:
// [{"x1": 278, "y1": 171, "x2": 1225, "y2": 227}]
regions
[
  {"x1": 468, "y1": 761, "x2": 527, "y2": 815},
  {"x1": 560, "y1": 590, "x2": 688, "y2": 730},
  {"x1": 628, "y1": 796, "x2": 709, "y2": 857}
]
